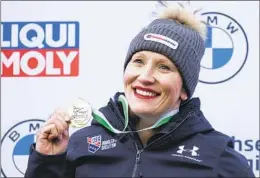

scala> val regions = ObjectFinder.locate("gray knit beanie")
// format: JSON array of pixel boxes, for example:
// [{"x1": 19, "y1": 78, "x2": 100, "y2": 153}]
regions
[{"x1": 123, "y1": 7, "x2": 206, "y2": 98}]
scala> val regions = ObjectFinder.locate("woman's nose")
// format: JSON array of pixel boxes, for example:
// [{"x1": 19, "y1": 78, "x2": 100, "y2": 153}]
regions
[{"x1": 137, "y1": 67, "x2": 155, "y2": 85}]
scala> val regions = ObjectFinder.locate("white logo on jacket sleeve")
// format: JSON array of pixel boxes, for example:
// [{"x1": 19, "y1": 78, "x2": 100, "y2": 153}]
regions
[
  {"x1": 101, "y1": 138, "x2": 117, "y2": 151},
  {"x1": 171, "y1": 145, "x2": 202, "y2": 163},
  {"x1": 177, "y1": 145, "x2": 199, "y2": 156}
]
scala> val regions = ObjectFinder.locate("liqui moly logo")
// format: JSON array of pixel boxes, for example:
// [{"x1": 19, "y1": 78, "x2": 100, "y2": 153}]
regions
[{"x1": 1, "y1": 21, "x2": 80, "y2": 77}]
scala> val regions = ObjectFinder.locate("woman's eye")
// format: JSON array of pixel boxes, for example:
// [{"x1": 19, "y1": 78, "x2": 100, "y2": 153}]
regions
[
  {"x1": 159, "y1": 65, "x2": 170, "y2": 70},
  {"x1": 133, "y1": 59, "x2": 144, "y2": 64}
]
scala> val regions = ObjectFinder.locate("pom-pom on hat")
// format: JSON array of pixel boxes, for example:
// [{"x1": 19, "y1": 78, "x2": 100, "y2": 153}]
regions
[{"x1": 124, "y1": 1, "x2": 207, "y2": 98}]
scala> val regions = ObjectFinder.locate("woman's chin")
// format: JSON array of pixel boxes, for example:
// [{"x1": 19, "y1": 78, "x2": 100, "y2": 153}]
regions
[{"x1": 131, "y1": 109, "x2": 158, "y2": 118}]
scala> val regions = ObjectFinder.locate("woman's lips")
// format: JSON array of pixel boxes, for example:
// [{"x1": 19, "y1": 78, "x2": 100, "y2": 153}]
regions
[{"x1": 133, "y1": 86, "x2": 160, "y2": 99}]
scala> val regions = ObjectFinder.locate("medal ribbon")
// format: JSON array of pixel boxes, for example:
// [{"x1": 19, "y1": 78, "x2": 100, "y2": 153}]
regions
[{"x1": 91, "y1": 95, "x2": 179, "y2": 134}]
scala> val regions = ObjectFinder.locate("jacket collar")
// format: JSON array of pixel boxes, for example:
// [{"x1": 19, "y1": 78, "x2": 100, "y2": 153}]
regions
[{"x1": 93, "y1": 92, "x2": 214, "y2": 142}]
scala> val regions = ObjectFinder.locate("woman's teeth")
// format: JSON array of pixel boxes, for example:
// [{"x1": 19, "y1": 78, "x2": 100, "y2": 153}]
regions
[{"x1": 136, "y1": 89, "x2": 157, "y2": 97}]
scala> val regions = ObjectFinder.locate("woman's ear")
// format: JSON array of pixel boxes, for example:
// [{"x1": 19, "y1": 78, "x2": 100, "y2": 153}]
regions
[{"x1": 180, "y1": 88, "x2": 188, "y2": 101}]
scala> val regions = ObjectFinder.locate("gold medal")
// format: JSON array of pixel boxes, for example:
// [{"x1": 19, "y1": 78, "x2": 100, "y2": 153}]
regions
[{"x1": 68, "y1": 97, "x2": 93, "y2": 128}]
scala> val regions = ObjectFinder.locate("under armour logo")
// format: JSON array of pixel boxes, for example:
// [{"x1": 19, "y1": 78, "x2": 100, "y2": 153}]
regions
[{"x1": 177, "y1": 145, "x2": 199, "y2": 156}]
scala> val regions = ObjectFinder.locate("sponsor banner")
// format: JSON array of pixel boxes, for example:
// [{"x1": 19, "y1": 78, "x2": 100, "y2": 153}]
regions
[{"x1": 1, "y1": 21, "x2": 79, "y2": 77}]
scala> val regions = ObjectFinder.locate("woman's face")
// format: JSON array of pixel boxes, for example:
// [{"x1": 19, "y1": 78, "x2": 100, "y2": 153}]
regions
[{"x1": 123, "y1": 51, "x2": 187, "y2": 119}]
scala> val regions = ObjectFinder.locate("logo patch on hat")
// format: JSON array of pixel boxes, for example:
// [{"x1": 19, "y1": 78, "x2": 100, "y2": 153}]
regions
[{"x1": 144, "y1": 33, "x2": 178, "y2": 50}]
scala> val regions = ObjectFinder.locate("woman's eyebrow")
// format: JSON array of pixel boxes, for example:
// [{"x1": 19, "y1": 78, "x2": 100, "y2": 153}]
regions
[{"x1": 133, "y1": 53, "x2": 146, "y2": 58}]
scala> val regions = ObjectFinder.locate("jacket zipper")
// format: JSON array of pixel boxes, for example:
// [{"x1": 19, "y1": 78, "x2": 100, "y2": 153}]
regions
[
  {"x1": 109, "y1": 102, "x2": 143, "y2": 177},
  {"x1": 130, "y1": 112, "x2": 193, "y2": 177},
  {"x1": 132, "y1": 149, "x2": 142, "y2": 177},
  {"x1": 109, "y1": 99, "x2": 194, "y2": 177}
]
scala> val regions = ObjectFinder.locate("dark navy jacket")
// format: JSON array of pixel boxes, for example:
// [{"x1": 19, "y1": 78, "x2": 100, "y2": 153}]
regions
[{"x1": 25, "y1": 93, "x2": 255, "y2": 177}]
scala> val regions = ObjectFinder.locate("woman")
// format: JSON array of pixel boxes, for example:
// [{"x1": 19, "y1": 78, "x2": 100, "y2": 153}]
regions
[{"x1": 25, "y1": 3, "x2": 255, "y2": 178}]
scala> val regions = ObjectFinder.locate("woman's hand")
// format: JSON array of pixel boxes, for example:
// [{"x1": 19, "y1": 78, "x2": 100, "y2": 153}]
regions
[{"x1": 35, "y1": 110, "x2": 70, "y2": 155}]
